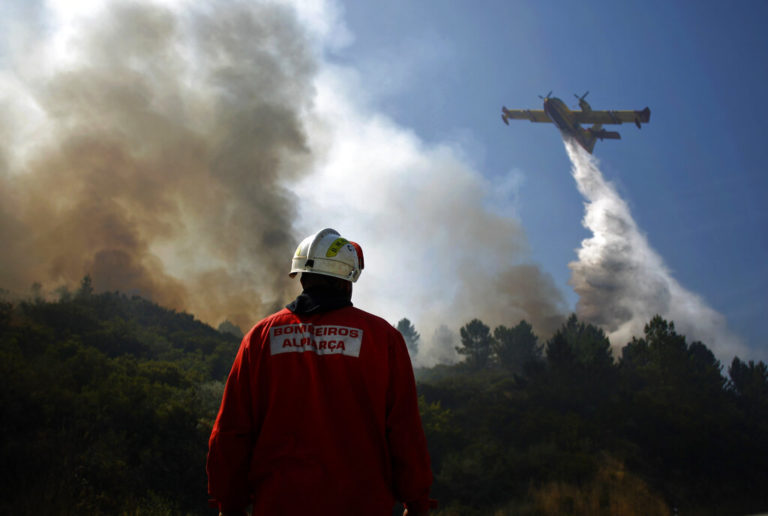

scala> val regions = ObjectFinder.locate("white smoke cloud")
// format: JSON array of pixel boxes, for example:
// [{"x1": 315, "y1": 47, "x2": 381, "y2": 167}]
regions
[
  {"x1": 1, "y1": 0, "x2": 565, "y2": 367},
  {"x1": 292, "y1": 65, "x2": 566, "y2": 366},
  {"x1": 566, "y1": 139, "x2": 747, "y2": 361}
]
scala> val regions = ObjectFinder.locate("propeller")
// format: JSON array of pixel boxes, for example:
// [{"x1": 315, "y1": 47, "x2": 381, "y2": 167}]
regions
[
  {"x1": 574, "y1": 91, "x2": 589, "y2": 101},
  {"x1": 538, "y1": 90, "x2": 553, "y2": 100},
  {"x1": 574, "y1": 91, "x2": 591, "y2": 110}
]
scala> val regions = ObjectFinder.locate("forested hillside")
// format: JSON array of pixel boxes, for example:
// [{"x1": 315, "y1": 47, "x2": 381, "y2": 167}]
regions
[
  {"x1": 0, "y1": 280, "x2": 238, "y2": 514},
  {"x1": 417, "y1": 316, "x2": 768, "y2": 515},
  {"x1": 1, "y1": 282, "x2": 767, "y2": 515}
]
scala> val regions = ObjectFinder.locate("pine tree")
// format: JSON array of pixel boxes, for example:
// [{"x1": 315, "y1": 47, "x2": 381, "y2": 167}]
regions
[
  {"x1": 457, "y1": 319, "x2": 493, "y2": 369},
  {"x1": 396, "y1": 318, "x2": 420, "y2": 357},
  {"x1": 493, "y1": 320, "x2": 541, "y2": 374}
]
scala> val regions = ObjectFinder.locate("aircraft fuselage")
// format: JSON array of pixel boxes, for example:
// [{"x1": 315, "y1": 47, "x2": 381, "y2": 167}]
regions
[{"x1": 542, "y1": 97, "x2": 590, "y2": 150}]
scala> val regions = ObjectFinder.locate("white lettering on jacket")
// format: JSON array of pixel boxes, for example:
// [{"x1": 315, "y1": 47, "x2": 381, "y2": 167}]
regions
[{"x1": 269, "y1": 324, "x2": 363, "y2": 357}]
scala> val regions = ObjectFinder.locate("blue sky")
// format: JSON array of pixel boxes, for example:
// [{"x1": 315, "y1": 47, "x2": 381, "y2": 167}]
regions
[{"x1": 329, "y1": 0, "x2": 768, "y2": 356}]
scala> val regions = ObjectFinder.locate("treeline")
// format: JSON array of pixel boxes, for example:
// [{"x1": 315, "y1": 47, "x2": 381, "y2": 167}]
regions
[
  {"x1": 415, "y1": 315, "x2": 768, "y2": 515},
  {"x1": 2, "y1": 282, "x2": 767, "y2": 515}
]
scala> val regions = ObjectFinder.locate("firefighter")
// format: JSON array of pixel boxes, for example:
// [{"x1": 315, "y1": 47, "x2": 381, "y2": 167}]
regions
[{"x1": 207, "y1": 228, "x2": 434, "y2": 516}]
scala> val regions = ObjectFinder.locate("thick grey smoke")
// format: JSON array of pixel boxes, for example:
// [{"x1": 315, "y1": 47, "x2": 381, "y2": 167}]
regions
[
  {"x1": 1, "y1": 0, "x2": 567, "y2": 355},
  {"x1": 1, "y1": 1, "x2": 316, "y2": 329},
  {"x1": 566, "y1": 139, "x2": 746, "y2": 359}
]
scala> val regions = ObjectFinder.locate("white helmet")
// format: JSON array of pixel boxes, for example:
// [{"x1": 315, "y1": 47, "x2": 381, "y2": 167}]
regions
[{"x1": 289, "y1": 228, "x2": 364, "y2": 282}]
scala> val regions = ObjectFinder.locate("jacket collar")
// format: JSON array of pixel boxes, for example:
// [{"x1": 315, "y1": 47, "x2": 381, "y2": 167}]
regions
[{"x1": 286, "y1": 287, "x2": 352, "y2": 315}]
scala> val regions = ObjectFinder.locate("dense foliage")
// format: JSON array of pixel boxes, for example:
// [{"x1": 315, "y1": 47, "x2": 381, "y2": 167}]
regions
[
  {"x1": 419, "y1": 315, "x2": 768, "y2": 515},
  {"x1": 2, "y1": 282, "x2": 767, "y2": 515},
  {"x1": 0, "y1": 280, "x2": 239, "y2": 514}
]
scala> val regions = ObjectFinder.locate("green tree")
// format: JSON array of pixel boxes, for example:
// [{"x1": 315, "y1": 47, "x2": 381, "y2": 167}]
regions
[
  {"x1": 457, "y1": 319, "x2": 494, "y2": 369},
  {"x1": 536, "y1": 315, "x2": 617, "y2": 431},
  {"x1": 617, "y1": 315, "x2": 731, "y2": 502},
  {"x1": 218, "y1": 320, "x2": 244, "y2": 338},
  {"x1": 397, "y1": 318, "x2": 420, "y2": 357},
  {"x1": 726, "y1": 356, "x2": 768, "y2": 510},
  {"x1": 76, "y1": 274, "x2": 94, "y2": 299},
  {"x1": 620, "y1": 316, "x2": 724, "y2": 399},
  {"x1": 729, "y1": 357, "x2": 768, "y2": 408},
  {"x1": 30, "y1": 281, "x2": 44, "y2": 303},
  {"x1": 492, "y1": 320, "x2": 541, "y2": 375},
  {"x1": 548, "y1": 314, "x2": 613, "y2": 371}
]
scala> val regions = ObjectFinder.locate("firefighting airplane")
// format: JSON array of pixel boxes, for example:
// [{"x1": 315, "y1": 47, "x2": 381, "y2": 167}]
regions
[{"x1": 501, "y1": 92, "x2": 650, "y2": 153}]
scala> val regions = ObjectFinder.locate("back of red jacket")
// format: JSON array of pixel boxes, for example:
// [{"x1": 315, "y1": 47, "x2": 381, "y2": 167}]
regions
[{"x1": 207, "y1": 305, "x2": 432, "y2": 515}]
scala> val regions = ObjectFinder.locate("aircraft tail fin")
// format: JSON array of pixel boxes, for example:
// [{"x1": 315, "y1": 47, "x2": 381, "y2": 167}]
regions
[
  {"x1": 579, "y1": 127, "x2": 621, "y2": 153},
  {"x1": 589, "y1": 126, "x2": 621, "y2": 141},
  {"x1": 596, "y1": 130, "x2": 621, "y2": 140}
]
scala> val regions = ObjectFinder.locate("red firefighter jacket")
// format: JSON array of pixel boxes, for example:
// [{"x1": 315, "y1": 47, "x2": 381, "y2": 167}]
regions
[{"x1": 207, "y1": 304, "x2": 433, "y2": 515}]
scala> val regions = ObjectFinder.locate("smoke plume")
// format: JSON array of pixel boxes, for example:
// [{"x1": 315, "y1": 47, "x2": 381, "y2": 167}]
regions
[
  {"x1": 2, "y1": 0, "x2": 567, "y2": 363},
  {"x1": 1, "y1": 1, "x2": 316, "y2": 330},
  {"x1": 566, "y1": 139, "x2": 746, "y2": 359}
]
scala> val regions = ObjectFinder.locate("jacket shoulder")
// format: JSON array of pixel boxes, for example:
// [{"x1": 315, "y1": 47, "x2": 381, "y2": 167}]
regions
[
  {"x1": 346, "y1": 306, "x2": 386, "y2": 323},
  {"x1": 241, "y1": 308, "x2": 294, "y2": 344}
]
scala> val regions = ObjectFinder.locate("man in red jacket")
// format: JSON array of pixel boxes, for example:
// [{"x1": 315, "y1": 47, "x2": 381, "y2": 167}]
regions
[{"x1": 207, "y1": 228, "x2": 434, "y2": 516}]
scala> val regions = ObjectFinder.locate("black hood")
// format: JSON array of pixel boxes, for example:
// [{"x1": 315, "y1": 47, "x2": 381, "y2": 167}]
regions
[{"x1": 286, "y1": 287, "x2": 352, "y2": 315}]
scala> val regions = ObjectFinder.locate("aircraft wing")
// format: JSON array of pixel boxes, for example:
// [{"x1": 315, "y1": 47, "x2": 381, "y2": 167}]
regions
[
  {"x1": 574, "y1": 107, "x2": 651, "y2": 128},
  {"x1": 501, "y1": 107, "x2": 551, "y2": 125}
]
